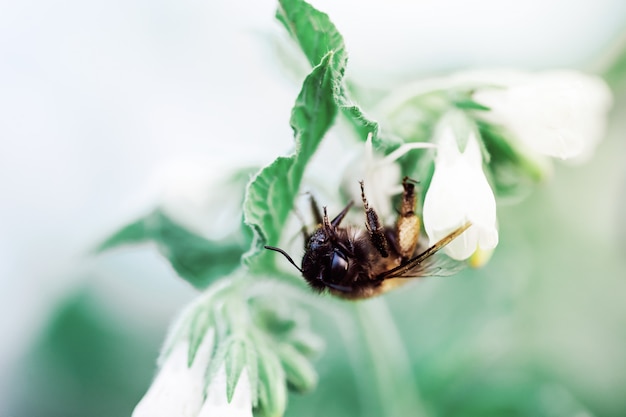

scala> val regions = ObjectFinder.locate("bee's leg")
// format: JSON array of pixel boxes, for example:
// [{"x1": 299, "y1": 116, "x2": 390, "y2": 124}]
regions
[
  {"x1": 360, "y1": 181, "x2": 390, "y2": 258},
  {"x1": 395, "y1": 176, "x2": 420, "y2": 260},
  {"x1": 308, "y1": 192, "x2": 353, "y2": 228},
  {"x1": 296, "y1": 193, "x2": 324, "y2": 246},
  {"x1": 308, "y1": 193, "x2": 324, "y2": 226}
]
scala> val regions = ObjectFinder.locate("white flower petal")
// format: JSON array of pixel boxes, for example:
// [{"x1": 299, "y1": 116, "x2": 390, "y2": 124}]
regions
[
  {"x1": 132, "y1": 332, "x2": 214, "y2": 417},
  {"x1": 423, "y1": 126, "x2": 498, "y2": 261}
]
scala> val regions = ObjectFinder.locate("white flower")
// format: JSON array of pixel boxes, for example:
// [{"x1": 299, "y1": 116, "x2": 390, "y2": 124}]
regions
[
  {"x1": 423, "y1": 123, "x2": 498, "y2": 261},
  {"x1": 341, "y1": 133, "x2": 434, "y2": 221},
  {"x1": 132, "y1": 332, "x2": 214, "y2": 417},
  {"x1": 132, "y1": 329, "x2": 253, "y2": 417},
  {"x1": 473, "y1": 70, "x2": 612, "y2": 161},
  {"x1": 376, "y1": 68, "x2": 612, "y2": 163}
]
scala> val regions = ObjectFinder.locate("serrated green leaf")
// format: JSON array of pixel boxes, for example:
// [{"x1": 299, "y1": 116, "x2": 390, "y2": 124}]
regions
[
  {"x1": 204, "y1": 334, "x2": 232, "y2": 391},
  {"x1": 277, "y1": 0, "x2": 386, "y2": 147},
  {"x1": 245, "y1": 340, "x2": 260, "y2": 407},
  {"x1": 277, "y1": 344, "x2": 318, "y2": 393},
  {"x1": 187, "y1": 309, "x2": 213, "y2": 367},
  {"x1": 98, "y1": 210, "x2": 245, "y2": 289},
  {"x1": 225, "y1": 338, "x2": 246, "y2": 402},
  {"x1": 178, "y1": 279, "x2": 324, "y2": 416},
  {"x1": 243, "y1": 52, "x2": 337, "y2": 269},
  {"x1": 256, "y1": 346, "x2": 287, "y2": 417},
  {"x1": 338, "y1": 84, "x2": 392, "y2": 148},
  {"x1": 243, "y1": 158, "x2": 295, "y2": 266},
  {"x1": 245, "y1": 0, "x2": 405, "y2": 271}
]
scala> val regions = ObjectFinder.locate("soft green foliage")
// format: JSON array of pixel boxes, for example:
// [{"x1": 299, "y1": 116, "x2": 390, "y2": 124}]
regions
[
  {"x1": 98, "y1": 210, "x2": 245, "y2": 289},
  {"x1": 6, "y1": 289, "x2": 161, "y2": 417}
]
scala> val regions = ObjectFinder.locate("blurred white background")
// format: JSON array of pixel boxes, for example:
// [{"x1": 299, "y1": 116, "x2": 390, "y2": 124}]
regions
[{"x1": 1, "y1": 0, "x2": 625, "y2": 413}]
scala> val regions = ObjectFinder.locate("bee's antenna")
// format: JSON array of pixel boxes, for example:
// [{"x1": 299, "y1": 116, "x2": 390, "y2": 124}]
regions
[
  {"x1": 322, "y1": 206, "x2": 333, "y2": 232},
  {"x1": 264, "y1": 246, "x2": 303, "y2": 273}
]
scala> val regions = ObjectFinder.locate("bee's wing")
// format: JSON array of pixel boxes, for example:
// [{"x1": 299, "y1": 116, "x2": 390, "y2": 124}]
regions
[
  {"x1": 394, "y1": 253, "x2": 466, "y2": 278},
  {"x1": 377, "y1": 223, "x2": 471, "y2": 280}
]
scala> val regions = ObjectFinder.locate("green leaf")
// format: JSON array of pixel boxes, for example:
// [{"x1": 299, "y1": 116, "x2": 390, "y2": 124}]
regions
[
  {"x1": 245, "y1": 340, "x2": 260, "y2": 407},
  {"x1": 251, "y1": 297, "x2": 301, "y2": 335},
  {"x1": 256, "y1": 345, "x2": 288, "y2": 417},
  {"x1": 98, "y1": 210, "x2": 245, "y2": 289},
  {"x1": 277, "y1": 344, "x2": 318, "y2": 393},
  {"x1": 187, "y1": 308, "x2": 213, "y2": 367},
  {"x1": 276, "y1": 0, "x2": 345, "y2": 69},
  {"x1": 243, "y1": 51, "x2": 337, "y2": 269},
  {"x1": 225, "y1": 337, "x2": 247, "y2": 402},
  {"x1": 478, "y1": 121, "x2": 548, "y2": 200},
  {"x1": 276, "y1": 0, "x2": 387, "y2": 147},
  {"x1": 454, "y1": 98, "x2": 491, "y2": 111},
  {"x1": 171, "y1": 278, "x2": 322, "y2": 417},
  {"x1": 286, "y1": 329, "x2": 325, "y2": 357},
  {"x1": 244, "y1": 0, "x2": 404, "y2": 270},
  {"x1": 337, "y1": 84, "x2": 393, "y2": 149},
  {"x1": 449, "y1": 89, "x2": 491, "y2": 111}
]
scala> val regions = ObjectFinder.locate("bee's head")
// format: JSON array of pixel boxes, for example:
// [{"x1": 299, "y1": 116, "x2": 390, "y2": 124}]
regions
[
  {"x1": 301, "y1": 231, "x2": 351, "y2": 292},
  {"x1": 265, "y1": 203, "x2": 356, "y2": 294}
]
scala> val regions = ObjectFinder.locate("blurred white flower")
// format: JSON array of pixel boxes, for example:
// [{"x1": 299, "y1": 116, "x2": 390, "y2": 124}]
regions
[
  {"x1": 473, "y1": 70, "x2": 612, "y2": 161},
  {"x1": 423, "y1": 123, "x2": 498, "y2": 261},
  {"x1": 341, "y1": 133, "x2": 434, "y2": 221},
  {"x1": 132, "y1": 333, "x2": 214, "y2": 417},
  {"x1": 377, "y1": 68, "x2": 612, "y2": 163},
  {"x1": 133, "y1": 329, "x2": 253, "y2": 417}
]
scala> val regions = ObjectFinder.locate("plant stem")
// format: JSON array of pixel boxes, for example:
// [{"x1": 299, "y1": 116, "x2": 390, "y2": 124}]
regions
[{"x1": 354, "y1": 298, "x2": 431, "y2": 417}]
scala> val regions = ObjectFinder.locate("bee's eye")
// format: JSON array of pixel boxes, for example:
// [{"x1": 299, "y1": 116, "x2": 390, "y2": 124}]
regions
[{"x1": 329, "y1": 250, "x2": 349, "y2": 278}]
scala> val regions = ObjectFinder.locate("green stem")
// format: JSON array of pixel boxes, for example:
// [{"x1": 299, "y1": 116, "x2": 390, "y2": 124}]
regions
[{"x1": 354, "y1": 298, "x2": 431, "y2": 417}]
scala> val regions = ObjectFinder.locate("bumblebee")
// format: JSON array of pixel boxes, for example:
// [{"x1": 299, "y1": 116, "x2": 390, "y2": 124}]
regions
[{"x1": 266, "y1": 177, "x2": 470, "y2": 299}]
